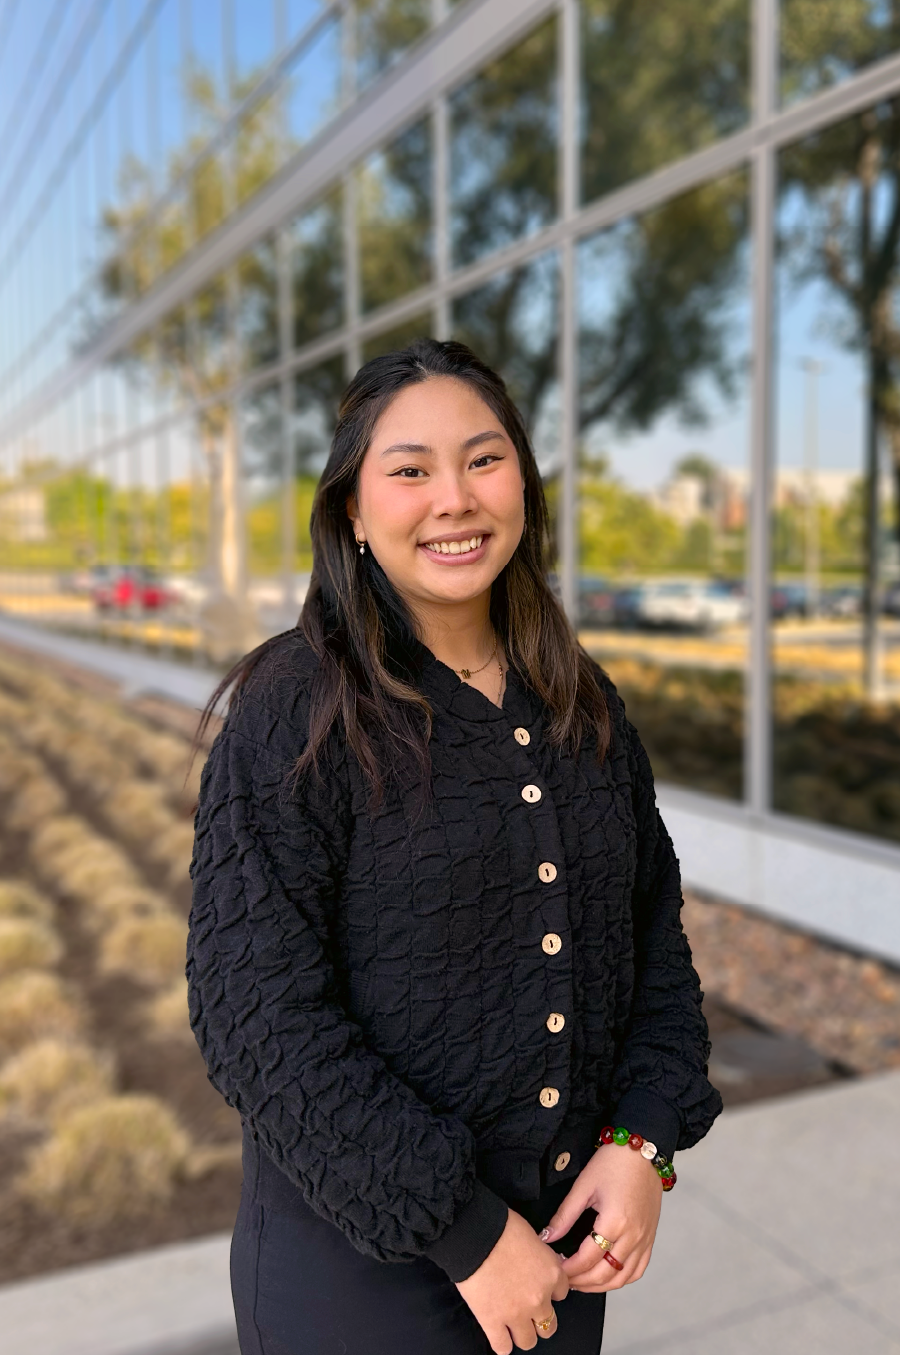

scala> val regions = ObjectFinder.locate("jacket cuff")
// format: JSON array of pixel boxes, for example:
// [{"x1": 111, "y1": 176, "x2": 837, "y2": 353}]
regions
[
  {"x1": 422, "y1": 1178, "x2": 509, "y2": 1283},
  {"x1": 612, "y1": 1087, "x2": 683, "y2": 1162}
]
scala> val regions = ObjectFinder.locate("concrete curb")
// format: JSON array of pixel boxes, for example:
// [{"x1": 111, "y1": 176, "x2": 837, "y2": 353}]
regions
[{"x1": 0, "y1": 1234, "x2": 237, "y2": 1355}]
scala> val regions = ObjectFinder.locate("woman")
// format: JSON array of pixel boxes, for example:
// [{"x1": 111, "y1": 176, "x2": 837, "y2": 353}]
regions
[{"x1": 187, "y1": 338, "x2": 722, "y2": 1355}]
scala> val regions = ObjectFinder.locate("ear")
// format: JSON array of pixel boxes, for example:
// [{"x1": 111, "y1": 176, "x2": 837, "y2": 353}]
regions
[{"x1": 345, "y1": 494, "x2": 360, "y2": 532}]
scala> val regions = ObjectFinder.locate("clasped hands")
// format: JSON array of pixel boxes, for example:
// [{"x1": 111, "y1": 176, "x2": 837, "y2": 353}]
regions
[{"x1": 455, "y1": 1144, "x2": 663, "y2": 1355}]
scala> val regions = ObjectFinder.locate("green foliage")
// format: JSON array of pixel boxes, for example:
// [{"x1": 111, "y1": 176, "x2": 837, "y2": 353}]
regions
[{"x1": 581, "y1": 0, "x2": 750, "y2": 204}]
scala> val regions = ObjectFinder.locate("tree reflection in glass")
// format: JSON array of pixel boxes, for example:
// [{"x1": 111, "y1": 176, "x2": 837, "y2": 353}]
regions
[
  {"x1": 578, "y1": 172, "x2": 750, "y2": 800},
  {"x1": 355, "y1": 0, "x2": 431, "y2": 90},
  {"x1": 781, "y1": 0, "x2": 900, "y2": 107},
  {"x1": 452, "y1": 251, "x2": 561, "y2": 569},
  {"x1": 773, "y1": 104, "x2": 900, "y2": 843},
  {"x1": 581, "y1": 0, "x2": 749, "y2": 207},
  {"x1": 450, "y1": 20, "x2": 557, "y2": 269},
  {"x1": 238, "y1": 237, "x2": 279, "y2": 370},
  {"x1": 294, "y1": 356, "x2": 346, "y2": 573},
  {"x1": 358, "y1": 118, "x2": 432, "y2": 313},
  {"x1": 291, "y1": 188, "x2": 344, "y2": 350}
]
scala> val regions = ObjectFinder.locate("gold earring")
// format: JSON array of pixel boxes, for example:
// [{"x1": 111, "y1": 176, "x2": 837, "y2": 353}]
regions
[{"x1": 355, "y1": 534, "x2": 366, "y2": 555}]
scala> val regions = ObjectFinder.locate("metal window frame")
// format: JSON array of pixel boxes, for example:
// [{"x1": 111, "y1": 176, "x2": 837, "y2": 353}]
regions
[{"x1": 3, "y1": 0, "x2": 900, "y2": 883}]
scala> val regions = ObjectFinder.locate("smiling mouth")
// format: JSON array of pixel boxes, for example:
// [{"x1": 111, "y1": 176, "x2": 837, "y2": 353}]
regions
[{"x1": 420, "y1": 534, "x2": 487, "y2": 556}]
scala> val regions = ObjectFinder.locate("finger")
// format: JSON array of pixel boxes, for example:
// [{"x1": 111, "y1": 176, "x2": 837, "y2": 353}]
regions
[
  {"x1": 561, "y1": 1226, "x2": 621, "y2": 1278},
  {"x1": 511, "y1": 1318, "x2": 539, "y2": 1350},
  {"x1": 551, "y1": 1269, "x2": 570, "y2": 1303},
  {"x1": 486, "y1": 1327, "x2": 514, "y2": 1355},
  {"x1": 533, "y1": 1309, "x2": 560, "y2": 1341}
]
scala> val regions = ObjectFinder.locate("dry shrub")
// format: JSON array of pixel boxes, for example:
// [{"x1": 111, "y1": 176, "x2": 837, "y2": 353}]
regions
[
  {"x1": 103, "y1": 780, "x2": 175, "y2": 845},
  {"x1": 0, "y1": 749, "x2": 43, "y2": 794},
  {"x1": 0, "y1": 880, "x2": 54, "y2": 925},
  {"x1": 150, "y1": 820, "x2": 196, "y2": 884},
  {"x1": 7, "y1": 775, "x2": 67, "y2": 832},
  {"x1": 145, "y1": 978, "x2": 192, "y2": 1042},
  {"x1": 17, "y1": 1094, "x2": 190, "y2": 1223},
  {"x1": 51, "y1": 843, "x2": 139, "y2": 902},
  {"x1": 0, "y1": 1038, "x2": 114, "y2": 1124},
  {"x1": 99, "y1": 912, "x2": 187, "y2": 988},
  {"x1": 83, "y1": 883, "x2": 170, "y2": 931},
  {"x1": 0, "y1": 919, "x2": 62, "y2": 978},
  {"x1": 62, "y1": 742, "x2": 125, "y2": 795},
  {"x1": 0, "y1": 971, "x2": 83, "y2": 1056},
  {"x1": 30, "y1": 815, "x2": 92, "y2": 865}
]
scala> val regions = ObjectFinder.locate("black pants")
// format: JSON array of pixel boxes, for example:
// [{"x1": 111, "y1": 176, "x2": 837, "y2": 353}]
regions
[{"x1": 232, "y1": 1130, "x2": 606, "y2": 1355}]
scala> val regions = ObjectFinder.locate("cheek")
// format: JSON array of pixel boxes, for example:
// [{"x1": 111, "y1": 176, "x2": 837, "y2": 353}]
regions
[{"x1": 365, "y1": 478, "x2": 420, "y2": 534}]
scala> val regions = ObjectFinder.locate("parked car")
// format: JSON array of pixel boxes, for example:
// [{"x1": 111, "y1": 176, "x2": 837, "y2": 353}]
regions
[
  {"x1": 635, "y1": 580, "x2": 746, "y2": 631},
  {"x1": 821, "y1": 584, "x2": 862, "y2": 618},
  {"x1": 883, "y1": 583, "x2": 900, "y2": 617},
  {"x1": 91, "y1": 566, "x2": 175, "y2": 612},
  {"x1": 771, "y1": 582, "x2": 809, "y2": 620},
  {"x1": 577, "y1": 576, "x2": 617, "y2": 628}
]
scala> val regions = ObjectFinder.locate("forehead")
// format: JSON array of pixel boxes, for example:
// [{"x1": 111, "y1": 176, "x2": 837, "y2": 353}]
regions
[{"x1": 369, "y1": 376, "x2": 505, "y2": 444}]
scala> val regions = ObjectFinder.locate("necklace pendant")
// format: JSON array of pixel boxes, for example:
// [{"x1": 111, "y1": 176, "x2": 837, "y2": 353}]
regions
[{"x1": 461, "y1": 668, "x2": 471, "y2": 679}]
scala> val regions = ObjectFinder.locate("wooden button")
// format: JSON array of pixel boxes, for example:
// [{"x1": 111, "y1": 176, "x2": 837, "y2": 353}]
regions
[
  {"x1": 540, "y1": 1087, "x2": 560, "y2": 1108},
  {"x1": 541, "y1": 933, "x2": 562, "y2": 955},
  {"x1": 522, "y1": 784, "x2": 542, "y2": 803},
  {"x1": 546, "y1": 1011, "x2": 565, "y2": 1032},
  {"x1": 538, "y1": 861, "x2": 557, "y2": 883},
  {"x1": 554, "y1": 1151, "x2": 571, "y2": 1172},
  {"x1": 514, "y1": 727, "x2": 531, "y2": 745}
]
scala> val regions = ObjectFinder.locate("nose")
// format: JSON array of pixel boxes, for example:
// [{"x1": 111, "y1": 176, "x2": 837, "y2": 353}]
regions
[{"x1": 430, "y1": 467, "x2": 479, "y2": 517}]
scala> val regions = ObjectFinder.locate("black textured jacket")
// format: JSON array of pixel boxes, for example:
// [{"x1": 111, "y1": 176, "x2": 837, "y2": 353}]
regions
[{"x1": 187, "y1": 630, "x2": 722, "y2": 1284}]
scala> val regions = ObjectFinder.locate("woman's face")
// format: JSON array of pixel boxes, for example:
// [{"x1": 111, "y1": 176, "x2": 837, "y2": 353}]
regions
[{"x1": 347, "y1": 376, "x2": 526, "y2": 613}]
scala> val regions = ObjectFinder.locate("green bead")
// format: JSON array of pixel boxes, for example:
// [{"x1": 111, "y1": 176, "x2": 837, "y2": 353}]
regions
[
  {"x1": 613, "y1": 1127, "x2": 630, "y2": 1145},
  {"x1": 658, "y1": 1163, "x2": 675, "y2": 1179}
]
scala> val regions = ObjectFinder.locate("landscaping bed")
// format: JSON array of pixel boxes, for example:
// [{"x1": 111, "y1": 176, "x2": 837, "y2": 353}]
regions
[{"x1": 0, "y1": 640, "x2": 897, "y2": 1286}]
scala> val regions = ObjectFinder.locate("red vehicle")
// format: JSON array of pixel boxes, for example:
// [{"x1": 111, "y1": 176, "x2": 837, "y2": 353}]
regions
[{"x1": 92, "y1": 567, "x2": 173, "y2": 611}]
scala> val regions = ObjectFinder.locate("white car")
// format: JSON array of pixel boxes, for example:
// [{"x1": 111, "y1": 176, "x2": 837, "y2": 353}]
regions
[{"x1": 635, "y1": 581, "x2": 746, "y2": 630}]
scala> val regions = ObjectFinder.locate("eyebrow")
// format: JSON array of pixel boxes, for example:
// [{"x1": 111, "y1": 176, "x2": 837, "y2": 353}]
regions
[{"x1": 379, "y1": 429, "x2": 506, "y2": 459}]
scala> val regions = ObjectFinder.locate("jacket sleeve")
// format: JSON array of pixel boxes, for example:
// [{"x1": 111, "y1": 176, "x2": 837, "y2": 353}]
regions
[
  {"x1": 598, "y1": 677, "x2": 723, "y2": 1161},
  {"x1": 186, "y1": 681, "x2": 509, "y2": 1283}
]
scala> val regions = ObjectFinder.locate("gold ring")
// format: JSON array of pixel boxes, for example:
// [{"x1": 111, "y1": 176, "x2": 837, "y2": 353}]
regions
[
  {"x1": 534, "y1": 1314, "x2": 555, "y2": 1332},
  {"x1": 591, "y1": 1231, "x2": 612, "y2": 1251}
]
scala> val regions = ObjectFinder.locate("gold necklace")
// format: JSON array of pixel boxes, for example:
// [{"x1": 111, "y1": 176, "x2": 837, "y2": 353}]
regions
[{"x1": 453, "y1": 641, "x2": 498, "y2": 680}]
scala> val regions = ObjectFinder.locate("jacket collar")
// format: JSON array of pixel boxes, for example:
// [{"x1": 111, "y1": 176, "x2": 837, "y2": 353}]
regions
[{"x1": 407, "y1": 632, "x2": 539, "y2": 728}]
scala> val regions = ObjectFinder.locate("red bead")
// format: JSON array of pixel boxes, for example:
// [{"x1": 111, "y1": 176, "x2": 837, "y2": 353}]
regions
[
  {"x1": 603, "y1": 1251, "x2": 624, "y2": 1271},
  {"x1": 662, "y1": 1172, "x2": 677, "y2": 1192},
  {"x1": 627, "y1": 1133, "x2": 643, "y2": 1150},
  {"x1": 599, "y1": 1125, "x2": 615, "y2": 1145}
]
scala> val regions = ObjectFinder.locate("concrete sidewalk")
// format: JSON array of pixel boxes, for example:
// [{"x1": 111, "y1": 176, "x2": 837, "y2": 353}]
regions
[
  {"x1": 602, "y1": 1070, "x2": 900, "y2": 1354},
  {"x1": 1, "y1": 1072, "x2": 898, "y2": 1354}
]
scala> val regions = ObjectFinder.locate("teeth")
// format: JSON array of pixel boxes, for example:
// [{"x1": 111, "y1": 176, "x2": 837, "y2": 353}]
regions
[{"x1": 424, "y1": 535, "x2": 483, "y2": 554}]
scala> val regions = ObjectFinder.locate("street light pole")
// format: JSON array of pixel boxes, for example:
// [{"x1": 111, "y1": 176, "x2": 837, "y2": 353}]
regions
[{"x1": 800, "y1": 357, "x2": 825, "y2": 619}]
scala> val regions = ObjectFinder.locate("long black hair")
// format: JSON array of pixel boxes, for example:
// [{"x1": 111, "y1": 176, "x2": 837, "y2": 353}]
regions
[{"x1": 194, "y1": 338, "x2": 609, "y2": 814}]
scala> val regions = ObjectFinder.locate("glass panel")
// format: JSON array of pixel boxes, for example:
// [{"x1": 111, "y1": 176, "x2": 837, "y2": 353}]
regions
[
  {"x1": 578, "y1": 171, "x2": 751, "y2": 801},
  {"x1": 294, "y1": 356, "x2": 346, "y2": 574},
  {"x1": 450, "y1": 19, "x2": 557, "y2": 269},
  {"x1": 191, "y1": 145, "x2": 229, "y2": 244},
  {"x1": 235, "y1": 92, "x2": 286, "y2": 208},
  {"x1": 291, "y1": 188, "x2": 345, "y2": 349},
  {"x1": 358, "y1": 117, "x2": 432, "y2": 313},
  {"x1": 190, "y1": 276, "x2": 233, "y2": 399},
  {"x1": 362, "y1": 311, "x2": 435, "y2": 362},
  {"x1": 356, "y1": 0, "x2": 431, "y2": 90},
  {"x1": 581, "y1": 0, "x2": 749, "y2": 206},
  {"x1": 774, "y1": 106, "x2": 900, "y2": 844},
  {"x1": 241, "y1": 385, "x2": 287, "y2": 632},
  {"x1": 781, "y1": 0, "x2": 900, "y2": 107},
  {"x1": 288, "y1": 14, "x2": 342, "y2": 146},
  {"x1": 451, "y1": 250, "x2": 561, "y2": 571},
  {"x1": 238, "y1": 238, "x2": 280, "y2": 369},
  {"x1": 234, "y1": 0, "x2": 276, "y2": 89}
]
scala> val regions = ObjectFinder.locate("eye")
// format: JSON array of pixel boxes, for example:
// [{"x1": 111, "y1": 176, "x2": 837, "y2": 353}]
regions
[
  {"x1": 390, "y1": 466, "x2": 426, "y2": 478},
  {"x1": 471, "y1": 453, "x2": 502, "y2": 469}
]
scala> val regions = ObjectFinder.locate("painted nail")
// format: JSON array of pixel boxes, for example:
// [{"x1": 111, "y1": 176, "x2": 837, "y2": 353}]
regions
[{"x1": 539, "y1": 1227, "x2": 551, "y2": 1242}]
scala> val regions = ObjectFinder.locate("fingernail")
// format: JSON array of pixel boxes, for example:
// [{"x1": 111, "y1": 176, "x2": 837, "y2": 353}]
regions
[{"x1": 539, "y1": 1227, "x2": 551, "y2": 1242}]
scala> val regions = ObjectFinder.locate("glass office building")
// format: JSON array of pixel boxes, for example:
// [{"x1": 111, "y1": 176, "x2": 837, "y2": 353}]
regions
[{"x1": 1, "y1": 0, "x2": 899, "y2": 956}]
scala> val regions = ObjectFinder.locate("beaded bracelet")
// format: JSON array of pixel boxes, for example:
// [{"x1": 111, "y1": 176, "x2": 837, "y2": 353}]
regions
[{"x1": 594, "y1": 1125, "x2": 677, "y2": 1191}]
